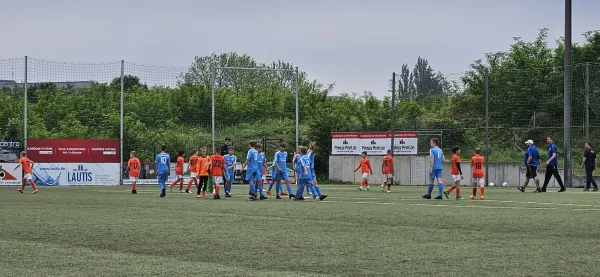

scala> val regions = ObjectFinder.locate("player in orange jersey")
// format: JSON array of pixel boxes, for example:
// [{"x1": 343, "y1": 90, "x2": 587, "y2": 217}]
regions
[
  {"x1": 186, "y1": 149, "x2": 199, "y2": 193},
  {"x1": 14, "y1": 151, "x2": 38, "y2": 194},
  {"x1": 169, "y1": 151, "x2": 186, "y2": 192},
  {"x1": 127, "y1": 151, "x2": 141, "y2": 194},
  {"x1": 196, "y1": 148, "x2": 211, "y2": 198},
  {"x1": 444, "y1": 146, "x2": 464, "y2": 200},
  {"x1": 210, "y1": 147, "x2": 225, "y2": 200},
  {"x1": 381, "y1": 149, "x2": 393, "y2": 193},
  {"x1": 470, "y1": 148, "x2": 485, "y2": 200},
  {"x1": 355, "y1": 151, "x2": 373, "y2": 191}
]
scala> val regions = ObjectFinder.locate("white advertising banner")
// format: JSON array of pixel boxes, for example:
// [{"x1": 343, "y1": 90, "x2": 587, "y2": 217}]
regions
[
  {"x1": 332, "y1": 132, "x2": 418, "y2": 155},
  {"x1": 66, "y1": 163, "x2": 120, "y2": 186},
  {"x1": 0, "y1": 163, "x2": 23, "y2": 186},
  {"x1": 32, "y1": 163, "x2": 67, "y2": 186}
]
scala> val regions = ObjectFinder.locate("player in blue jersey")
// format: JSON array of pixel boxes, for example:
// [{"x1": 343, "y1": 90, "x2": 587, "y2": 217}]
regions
[
  {"x1": 294, "y1": 146, "x2": 313, "y2": 201},
  {"x1": 541, "y1": 136, "x2": 566, "y2": 192},
  {"x1": 518, "y1": 140, "x2": 541, "y2": 192},
  {"x1": 242, "y1": 140, "x2": 263, "y2": 201},
  {"x1": 155, "y1": 145, "x2": 171, "y2": 197},
  {"x1": 267, "y1": 150, "x2": 278, "y2": 196},
  {"x1": 270, "y1": 142, "x2": 295, "y2": 199},
  {"x1": 423, "y1": 138, "x2": 445, "y2": 200},
  {"x1": 308, "y1": 142, "x2": 327, "y2": 201},
  {"x1": 223, "y1": 146, "x2": 237, "y2": 197},
  {"x1": 255, "y1": 143, "x2": 268, "y2": 200}
]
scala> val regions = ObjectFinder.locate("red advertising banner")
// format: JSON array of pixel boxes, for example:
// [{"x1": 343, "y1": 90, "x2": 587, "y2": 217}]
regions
[{"x1": 27, "y1": 139, "x2": 120, "y2": 163}]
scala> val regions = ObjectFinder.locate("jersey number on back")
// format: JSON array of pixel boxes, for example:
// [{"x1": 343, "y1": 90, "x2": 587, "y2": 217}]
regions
[
  {"x1": 161, "y1": 157, "x2": 167, "y2": 165},
  {"x1": 212, "y1": 160, "x2": 222, "y2": 168},
  {"x1": 133, "y1": 163, "x2": 138, "y2": 169},
  {"x1": 475, "y1": 162, "x2": 482, "y2": 170}
]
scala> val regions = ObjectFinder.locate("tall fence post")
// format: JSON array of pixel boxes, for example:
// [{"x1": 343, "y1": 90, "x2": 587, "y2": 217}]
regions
[
  {"x1": 564, "y1": 0, "x2": 573, "y2": 188},
  {"x1": 211, "y1": 67, "x2": 216, "y2": 152},
  {"x1": 585, "y1": 62, "x2": 590, "y2": 141},
  {"x1": 391, "y1": 72, "x2": 396, "y2": 177},
  {"x1": 120, "y1": 60, "x2": 124, "y2": 185},
  {"x1": 23, "y1": 56, "x2": 28, "y2": 150},
  {"x1": 295, "y1": 67, "x2": 299, "y2": 148},
  {"x1": 485, "y1": 68, "x2": 490, "y2": 187}
]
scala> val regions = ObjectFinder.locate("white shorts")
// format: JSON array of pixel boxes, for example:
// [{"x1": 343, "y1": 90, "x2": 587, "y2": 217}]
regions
[
  {"x1": 190, "y1": 172, "x2": 197, "y2": 178},
  {"x1": 451, "y1": 175, "x2": 462, "y2": 182},
  {"x1": 176, "y1": 174, "x2": 184, "y2": 180},
  {"x1": 362, "y1": 173, "x2": 369, "y2": 179},
  {"x1": 129, "y1": 176, "x2": 138, "y2": 181},
  {"x1": 212, "y1": 176, "x2": 223, "y2": 184},
  {"x1": 472, "y1": 177, "x2": 485, "y2": 186},
  {"x1": 383, "y1": 174, "x2": 393, "y2": 180},
  {"x1": 24, "y1": 173, "x2": 33, "y2": 180}
]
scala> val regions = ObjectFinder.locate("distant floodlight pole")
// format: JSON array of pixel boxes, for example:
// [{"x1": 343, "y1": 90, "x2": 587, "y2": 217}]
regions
[
  {"x1": 120, "y1": 60, "x2": 124, "y2": 185},
  {"x1": 23, "y1": 56, "x2": 28, "y2": 150},
  {"x1": 564, "y1": 0, "x2": 573, "y2": 187},
  {"x1": 295, "y1": 67, "x2": 299, "y2": 148},
  {"x1": 391, "y1": 72, "x2": 396, "y2": 158},
  {"x1": 214, "y1": 66, "x2": 297, "y2": 147},
  {"x1": 211, "y1": 66, "x2": 216, "y2": 152}
]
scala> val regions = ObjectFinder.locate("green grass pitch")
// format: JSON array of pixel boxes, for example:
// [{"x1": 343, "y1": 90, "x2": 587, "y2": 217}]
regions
[{"x1": 1, "y1": 185, "x2": 599, "y2": 277}]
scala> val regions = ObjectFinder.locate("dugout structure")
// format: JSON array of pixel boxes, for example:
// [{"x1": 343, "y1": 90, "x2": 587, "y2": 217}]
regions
[{"x1": 209, "y1": 66, "x2": 300, "y2": 152}]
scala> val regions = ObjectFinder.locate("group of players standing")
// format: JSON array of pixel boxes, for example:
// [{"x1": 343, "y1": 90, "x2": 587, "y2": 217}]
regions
[{"x1": 126, "y1": 139, "x2": 328, "y2": 201}]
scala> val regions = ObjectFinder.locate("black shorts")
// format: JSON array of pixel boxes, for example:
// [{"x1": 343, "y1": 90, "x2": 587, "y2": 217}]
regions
[{"x1": 526, "y1": 165, "x2": 537, "y2": 178}]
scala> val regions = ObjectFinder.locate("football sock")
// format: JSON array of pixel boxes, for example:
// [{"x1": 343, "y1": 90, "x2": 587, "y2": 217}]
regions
[
  {"x1": 268, "y1": 182, "x2": 274, "y2": 192},
  {"x1": 159, "y1": 181, "x2": 165, "y2": 190},
  {"x1": 170, "y1": 180, "x2": 177, "y2": 188},
  {"x1": 286, "y1": 184, "x2": 293, "y2": 194},
  {"x1": 249, "y1": 183, "x2": 256, "y2": 195},
  {"x1": 387, "y1": 184, "x2": 391, "y2": 190},
  {"x1": 20, "y1": 180, "x2": 26, "y2": 191},
  {"x1": 480, "y1": 186, "x2": 485, "y2": 197},
  {"x1": 315, "y1": 186, "x2": 322, "y2": 197},
  {"x1": 132, "y1": 181, "x2": 137, "y2": 191},
  {"x1": 258, "y1": 184, "x2": 265, "y2": 197},
  {"x1": 456, "y1": 186, "x2": 460, "y2": 197},
  {"x1": 275, "y1": 184, "x2": 281, "y2": 196},
  {"x1": 427, "y1": 184, "x2": 434, "y2": 195},
  {"x1": 295, "y1": 183, "x2": 305, "y2": 198},
  {"x1": 310, "y1": 184, "x2": 318, "y2": 196},
  {"x1": 472, "y1": 187, "x2": 477, "y2": 196},
  {"x1": 29, "y1": 179, "x2": 37, "y2": 191},
  {"x1": 215, "y1": 185, "x2": 220, "y2": 196},
  {"x1": 179, "y1": 180, "x2": 184, "y2": 191},
  {"x1": 447, "y1": 185, "x2": 456, "y2": 193},
  {"x1": 437, "y1": 183, "x2": 443, "y2": 196}
]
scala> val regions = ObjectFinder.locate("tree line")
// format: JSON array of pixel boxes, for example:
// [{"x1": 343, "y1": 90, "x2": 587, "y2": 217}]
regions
[{"x1": 1, "y1": 29, "x2": 600, "y2": 174}]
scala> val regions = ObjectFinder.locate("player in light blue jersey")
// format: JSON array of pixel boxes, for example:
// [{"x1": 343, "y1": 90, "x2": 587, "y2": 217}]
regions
[
  {"x1": 267, "y1": 151, "x2": 278, "y2": 195},
  {"x1": 270, "y1": 142, "x2": 295, "y2": 199},
  {"x1": 255, "y1": 144, "x2": 268, "y2": 200},
  {"x1": 294, "y1": 146, "x2": 313, "y2": 201},
  {"x1": 423, "y1": 138, "x2": 445, "y2": 200},
  {"x1": 155, "y1": 145, "x2": 171, "y2": 197},
  {"x1": 308, "y1": 142, "x2": 327, "y2": 201},
  {"x1": 223, "y1": 146, "x2": 237, "y2": 197},
  {"x1": 242, "y1": 140, "x2": 262, "y2": 201}
]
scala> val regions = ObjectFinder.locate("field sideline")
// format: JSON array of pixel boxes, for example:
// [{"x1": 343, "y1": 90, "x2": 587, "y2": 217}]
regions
[{"x1": 1, "y1": 185, "x2": 599, "y2": 277}]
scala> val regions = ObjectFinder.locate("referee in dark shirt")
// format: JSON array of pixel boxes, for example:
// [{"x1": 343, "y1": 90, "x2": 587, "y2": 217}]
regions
[
  {"x1": 582, "y1": 142, "x2": 598, "y2": 191},
  {"x1": 541, "y1": 136, "x2": 566, "y2": 192},
  {"x1": 220, "y1": 138, "x2": 231, "y2": 156}
]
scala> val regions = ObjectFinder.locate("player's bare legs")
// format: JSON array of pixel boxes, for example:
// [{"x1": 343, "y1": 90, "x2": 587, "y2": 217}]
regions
[{"x1": 519, "y1": 178, "x2": 530, "y2": 192}]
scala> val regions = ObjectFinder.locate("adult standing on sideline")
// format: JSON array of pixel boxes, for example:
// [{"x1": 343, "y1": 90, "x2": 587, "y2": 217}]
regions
[
  {"x1": 220, "y1": 137, "x2": 231, "y2": 156},
  {"x1": 518, "y1": 140, "x2": 541, "y2": 193},
  {"x1": 541, "y1": 136, "x2": 566, "y2": 192},
  {"x1": 582, "y1": 142, "x2": 598, "y2": 191}
]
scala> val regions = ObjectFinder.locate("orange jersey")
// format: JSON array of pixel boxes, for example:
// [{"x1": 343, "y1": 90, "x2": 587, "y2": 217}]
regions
[
  {"x1": 355, "y1": 158, "x2": 372, "y2": 173},
  {"x1": 188, "y1": 155, "x2": 199, "y2": 172},
  {"x1": 450, "y1": 154, "x2": 461, "y2": 175},
  {"x1": 197, "y1": 156, "x2": 211, "y2": 176},
  {"x1": 210, "y1": 154, "x2": 225, "y2": 176},
  {"x1": 19, "y1": 157, "x2": 33, "y2": 174},
  {"x1": 382, "y1": 155, "x2": 393, "y2": 174},
  {"x1": 471, "y1": 155, "x2": 485, "y2": 178},
  {"x1": 175, "y1": 156, "x2": 185, "y2": 175},
  {"x1": 128, "y1": 157, "x2": 141, "y2": 177}
]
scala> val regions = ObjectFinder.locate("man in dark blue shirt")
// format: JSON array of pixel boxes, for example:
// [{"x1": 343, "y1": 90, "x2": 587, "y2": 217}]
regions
[
  {"x1": 582, "y1": 142, "x2": 598, "y2": 191},
  {"x1": 518, "y1": 140, "x2": 542, "y2": 192},
  {"x1": 541, "y1": 136, "x2": 566, "y2": 192}
]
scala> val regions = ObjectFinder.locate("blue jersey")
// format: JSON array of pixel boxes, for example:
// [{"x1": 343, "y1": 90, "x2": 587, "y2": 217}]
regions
[
  {"x1": 307, "y1": 150, "x2": 315, "y2": 169},
  {"x1": 257, "y1": 152, "x2": 266, "y2": 171},
  {"x1": 296, "y1": 155, "x2": 311, "y2": 179},
  {"x1": 155, "y1": 152, "x2": 170, "y2": 174},
  {"x1": 429, "y1": 147, "x2": 444, "y2": 170},
  {"x1": 548, "y1": 143, "x2": 558, "y2": 166},
  {"x1": 275, "y1": 151, "x2": 287, "y2": 172},
  {"x1": 294, "y1": 153, "x2": 301, "y2": 166},
  {"x1": 526, "y1": 146, "x2": 540, "y2": 166},
  {"x1": 523, "y1": 151, "x2": 529, "y2": 166},
  {"x1": 246, "y1": 149, "x2": 258, "y2": 171},
  {"x1": 224, "y1": 155, "x2": 237, "y2": 171}
]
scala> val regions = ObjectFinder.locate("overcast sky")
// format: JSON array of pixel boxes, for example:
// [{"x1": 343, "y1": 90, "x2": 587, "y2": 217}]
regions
[{"x1": 1, "y1": 0, "x2": 599, "y2": 97}]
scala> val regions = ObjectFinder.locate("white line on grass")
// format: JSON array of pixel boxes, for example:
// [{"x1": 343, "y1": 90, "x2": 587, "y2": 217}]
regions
[{"x1": 322, "y1": 200, "x2": 559, "y2": 211}]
